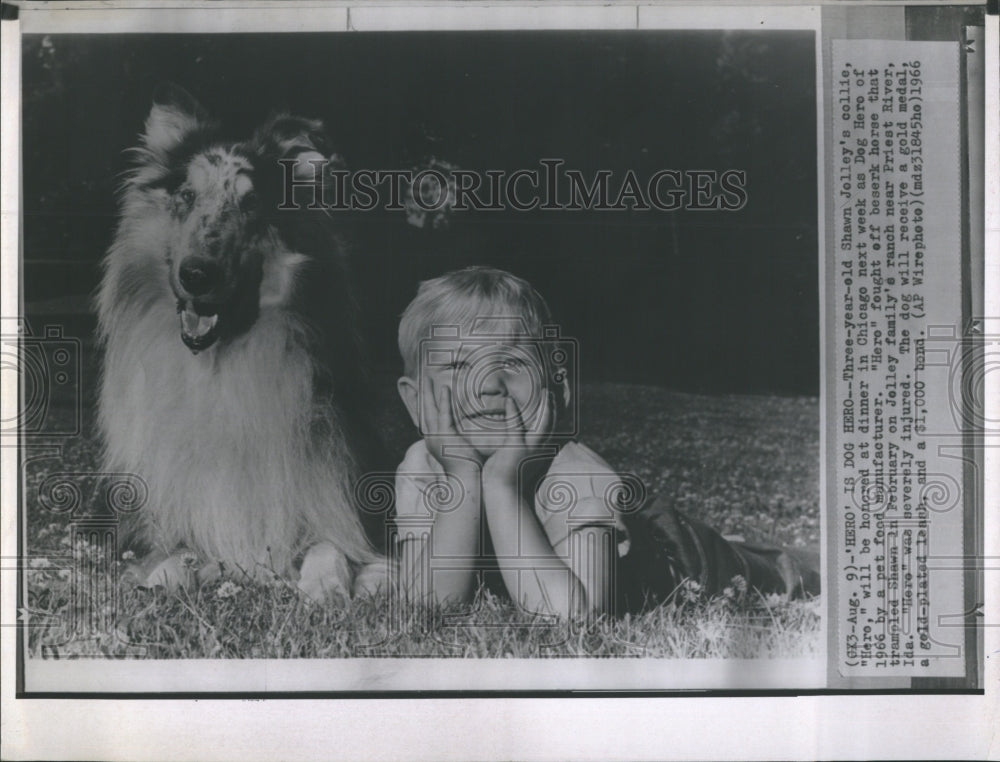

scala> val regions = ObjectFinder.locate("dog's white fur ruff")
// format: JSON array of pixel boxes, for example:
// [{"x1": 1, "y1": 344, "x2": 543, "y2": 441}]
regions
[{"x1": 97, "y1": 94, "x2": 386, "y2": 599}]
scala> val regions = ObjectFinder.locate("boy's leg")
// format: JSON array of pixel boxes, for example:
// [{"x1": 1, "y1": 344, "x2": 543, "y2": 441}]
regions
[
  {"x1": 772, "y1": 544, "x2": 821, "y2": 598},
  {"x1": 622, "y1": 495, "x2": 820, "y2": 605},
  {"x1": 728, "y1": 540, "x2": 821, "y2": 598}
]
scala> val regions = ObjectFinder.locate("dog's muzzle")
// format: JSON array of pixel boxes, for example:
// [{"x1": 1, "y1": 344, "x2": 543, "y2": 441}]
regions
[
  {"x1": 176, "y1": 257, "x2": 223, "y2": 352},
  {"x1": 177, "y1": 300, "x2": 220, "y2": 352}
]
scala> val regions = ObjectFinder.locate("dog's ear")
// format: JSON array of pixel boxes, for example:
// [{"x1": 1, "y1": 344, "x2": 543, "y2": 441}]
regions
[
  {"x1": 253, "y1": 114, "x2": 346, "y2": 182},
  {"x1": 142, "y1": 83, "x2": 211, "y2": 156}
]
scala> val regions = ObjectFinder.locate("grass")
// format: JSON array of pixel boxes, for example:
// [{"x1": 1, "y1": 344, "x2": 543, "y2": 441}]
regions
[
  {"x1": 26, "y1": 566, "x2": 819, "y2": 659},
  {"x1": 22, "y1": 374, "x2": 821, "y2": 660}
]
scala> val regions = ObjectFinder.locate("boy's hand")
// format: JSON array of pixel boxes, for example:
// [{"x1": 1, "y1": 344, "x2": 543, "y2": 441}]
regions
[
  {"x1": 422, "y1": 378, "x2": 482, "y2": 474},
  {"x1": 482, "y1": 391, "x2": 553, "y2": 488}
]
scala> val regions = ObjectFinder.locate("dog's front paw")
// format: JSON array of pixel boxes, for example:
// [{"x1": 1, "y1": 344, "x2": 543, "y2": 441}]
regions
[
  {"x1": 124, "y1": 550, "x2": 201, "y2": 591},
  {"x1": 352, "y1": 559, "x2": 391, "y2": 598},
  {"x1": 297, "y1": 542, "x2": 351, "y2": 602}
]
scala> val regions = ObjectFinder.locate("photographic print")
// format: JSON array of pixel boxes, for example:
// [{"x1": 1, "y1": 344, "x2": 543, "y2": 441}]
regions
[{"x1": 14, "y1": 22, "x2": 824, "y2": 682}]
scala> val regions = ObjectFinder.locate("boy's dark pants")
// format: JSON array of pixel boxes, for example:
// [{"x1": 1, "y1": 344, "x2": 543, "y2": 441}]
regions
[{"x1": 617, "y1": 495, "x2": 820, "y2": 614}]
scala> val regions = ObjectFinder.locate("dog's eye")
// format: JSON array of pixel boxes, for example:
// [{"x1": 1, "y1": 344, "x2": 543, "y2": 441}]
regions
[
  {"x1": 240, "y1": 191, "x2": 259, "y2": 212},
  {"x1": 178, "y1": 188, "x2": 196, "y2": 205}
]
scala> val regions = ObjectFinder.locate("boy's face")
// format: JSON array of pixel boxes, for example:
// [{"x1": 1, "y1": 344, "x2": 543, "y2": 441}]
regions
[{"x1": 400, "y1": 334, "x2": 562, "y2": 458}]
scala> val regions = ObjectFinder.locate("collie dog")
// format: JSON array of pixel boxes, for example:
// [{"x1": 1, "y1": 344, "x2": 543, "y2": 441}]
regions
[{"x1": 97, "y1": 87, "x2": 387, "y2": 600}]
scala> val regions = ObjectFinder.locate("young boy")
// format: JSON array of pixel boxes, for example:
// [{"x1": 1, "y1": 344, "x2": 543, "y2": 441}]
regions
[{"x1": 394, "y1": 266, "x2": 819, "y2": 618}]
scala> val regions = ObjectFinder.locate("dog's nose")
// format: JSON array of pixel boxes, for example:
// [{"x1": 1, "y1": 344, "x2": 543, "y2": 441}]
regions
[{"x1": 178, "y1": 257, "x2": 222, "y2": 297}]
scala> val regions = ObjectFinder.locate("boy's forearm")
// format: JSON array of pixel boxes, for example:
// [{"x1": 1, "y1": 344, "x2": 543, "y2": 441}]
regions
[
  {"x1": 481, "y1": 478, "x2": 594, "y2": 619},
  {"x1": 400, "y1": 466, "x2": 482, "y2": 605}
]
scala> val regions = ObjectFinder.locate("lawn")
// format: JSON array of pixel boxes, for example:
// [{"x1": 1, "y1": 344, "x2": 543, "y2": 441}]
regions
[{"x1": 22, "y1": 372, "x2": 821, "y2": 660}]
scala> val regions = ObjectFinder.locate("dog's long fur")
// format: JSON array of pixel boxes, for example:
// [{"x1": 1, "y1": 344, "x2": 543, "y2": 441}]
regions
[{"x1": 97, "y1": 87, "x2": 385, "y2": 593}]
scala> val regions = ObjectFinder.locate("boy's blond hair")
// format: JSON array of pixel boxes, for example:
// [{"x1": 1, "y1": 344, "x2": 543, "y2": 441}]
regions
[{"x1": 398, "y1": 266, "x2": 553, "y2": 376}]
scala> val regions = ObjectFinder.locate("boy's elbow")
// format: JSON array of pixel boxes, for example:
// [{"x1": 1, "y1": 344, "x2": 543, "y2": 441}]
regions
[
  {"x1": 568, "y1": 566, "x2": 614, "y2": 619},
  {"x1": 579, "y1": 586, "x2": 611, "y2": 620},
  {"x1": 558, "y1": 580, "x2": 609, "y2": 621}
]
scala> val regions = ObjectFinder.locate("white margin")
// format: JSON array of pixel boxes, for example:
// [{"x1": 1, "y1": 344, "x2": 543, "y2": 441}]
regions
[
  {"x1": 982, "y1": 11, "x2": 1000, "y2": 760},
  {"x1": 14, "y1": 2, "x2": 824, "y2": 33},
  {"x1": 0, "y1": 10, "x2": 24, "y2": 758}
]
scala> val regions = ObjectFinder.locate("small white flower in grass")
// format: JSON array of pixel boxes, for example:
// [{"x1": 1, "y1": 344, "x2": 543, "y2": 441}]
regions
[
  {"x1": 122, "y1": 550, "x2": 136, "y2": 561},
  {"x1": 763, "y1": 593, "x2": 784, "y2": 608},
  {"x1": 679, "y1": 578, "x2": 703, "y2": 604},
  {"x1": 216, "y1": 581, "x2": 242, "y2": 599},
  {"x1": 29, "y1": 557, "x2": 50, "y2": 569},
  {"x1": 57, "y1": 569, "x2": 71, "y2": 580},
  {"x1": 731, "y1": 575, "x2": 748, "y2": 595}
]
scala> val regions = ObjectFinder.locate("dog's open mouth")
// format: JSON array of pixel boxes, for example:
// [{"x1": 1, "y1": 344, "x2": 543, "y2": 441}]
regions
[{"x1": 178, "y1": 300, "x2": 220, "y2": 352}]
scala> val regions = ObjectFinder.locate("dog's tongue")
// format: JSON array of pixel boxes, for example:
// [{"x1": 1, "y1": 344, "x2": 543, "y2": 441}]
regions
[{"x1": 181, "y1": 307, "x2": 218, "y2": 339}]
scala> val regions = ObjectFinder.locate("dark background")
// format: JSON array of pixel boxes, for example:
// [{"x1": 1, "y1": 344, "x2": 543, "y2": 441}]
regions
[{"x1": 21, "y1": 30, "x2": 817, "y2": 394}]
